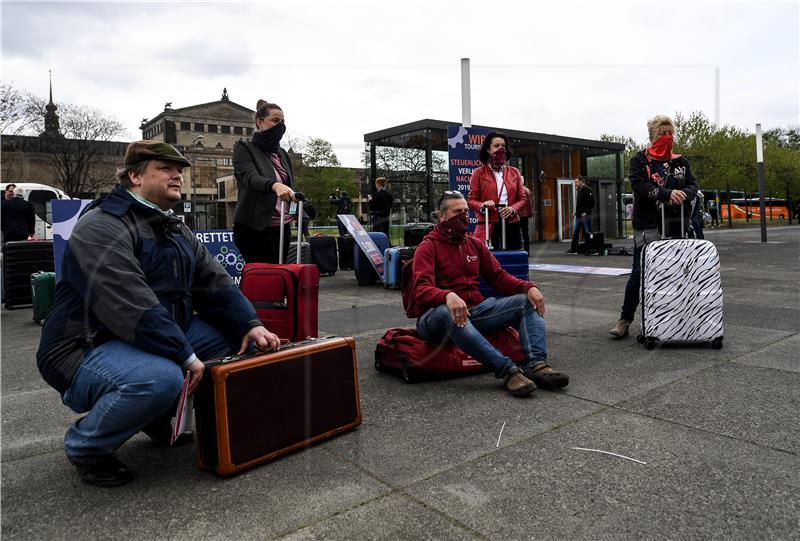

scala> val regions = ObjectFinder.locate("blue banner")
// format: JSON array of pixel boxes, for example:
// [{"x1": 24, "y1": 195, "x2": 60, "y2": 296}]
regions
[
  {"x1": 337, "y1": 214, "x2": 384, "y2": 280},
  {"x1": 447, "y1": 125, "x2": 490, "y2": 231},
  {"x1": 193, "y1": 230, "x2": 245, "y2": 284}
]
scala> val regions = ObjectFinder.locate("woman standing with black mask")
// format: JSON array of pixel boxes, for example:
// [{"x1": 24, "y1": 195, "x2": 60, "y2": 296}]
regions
[{"x1": 232, "y1": 99, "x2": 296, "y2": 263}]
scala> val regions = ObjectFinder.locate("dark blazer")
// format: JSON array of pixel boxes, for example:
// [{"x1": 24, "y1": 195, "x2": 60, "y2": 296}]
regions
[
  {"x1": 1, "y1": 196, "x2": 35, "y2": 239},
  {"x1": 233, "y1": 140, "x2": 295, "y2": 231},
  {"x1": 369, "y1": 189, "x2": 393, "y2": 216}
]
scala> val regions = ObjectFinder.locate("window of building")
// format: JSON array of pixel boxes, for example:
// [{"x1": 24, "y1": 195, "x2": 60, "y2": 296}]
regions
[
  {"x1": 208, "y1": 124, "x2": 218, "y2": 133},
  {"x1": 194, "y1": 123, "x2": 204, "y2": 132},
  {"x1": 233, "y1": 126, "x2": 243, "y2": 135},
  {"x1": 181, "y1": 122, "x2": 190, "y2": 130},
  {"x1": 221, "y1": 125, "x2": 230, "y2": 134}
]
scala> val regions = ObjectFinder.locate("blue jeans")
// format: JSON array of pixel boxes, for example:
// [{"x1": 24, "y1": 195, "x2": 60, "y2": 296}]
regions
[
  {"x1": 570, "y1": 215, "x2": 592, "y2": 251},
  {"x1": 620, "y1": 228, "x2": 659, "y2": 322},
  {"x1": 62, "y1": 317, "x2": 239, "y2": 460},
  {"x1": 416, "y1": 294, "x2": 547, "y2": 379}
]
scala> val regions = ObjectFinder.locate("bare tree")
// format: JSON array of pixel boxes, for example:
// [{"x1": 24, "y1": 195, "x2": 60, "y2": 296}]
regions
[{"x1": 0, "y1": 82, "x2": 41, "y2": 135}]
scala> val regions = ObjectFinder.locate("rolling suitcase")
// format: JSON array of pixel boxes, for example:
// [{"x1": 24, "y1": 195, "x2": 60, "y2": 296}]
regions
[
  {"x1": 354, "y1": 231, "x2": 389, "y2": 286},
  {"x1": 31, "y1": 271, "x2": 56, "y2": 324},
  {"x1": 476, "y1": 208, "x2": 530, "y2": 299},
  {"x1": 383, "y1": 247, "x2": 415, "y2": 289},
  {"x1": 638, "y1": 206, "x2": 724, "y2": 350},
  {"x1": 337, "y1": 234, "x2": 355, "y2": 270},
  {"x1": 374, "y1": 327, "x2": 526, "y2": 383},
  {"x1": 309, "y1": 235, "x2": 337, "y2": 276},
  {"x1": 580, "y1": 231, "x2": 605, "y2": 255},
  {"x1": 239, "y1": 196, "x2": 320, "y2": 342},
  {"x1": 403, "y1": 223, "x2": 434, "y2": 247},
  {"x1": 195, "y1": 336, "x2": 362, "y2": 476},
  {"x1": 3, "y1": 240, "x2": 55, "y2": 309},
  {"x1": 288, "y1": 241, "x2": 311, "y2": 264}
]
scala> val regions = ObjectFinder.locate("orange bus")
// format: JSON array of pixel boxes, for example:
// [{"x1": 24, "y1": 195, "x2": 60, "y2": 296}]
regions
[{"x1": 719, "y1": 198, "x2": 790, "y2": 220}]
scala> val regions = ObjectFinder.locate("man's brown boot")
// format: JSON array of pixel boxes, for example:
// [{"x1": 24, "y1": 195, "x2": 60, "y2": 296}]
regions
[
  {"x1": 609, "y1": 319, "x2": 630, "y2": 338},
  {"x1": 505, "y1": 371, "x2": 536, "y2": 397}
]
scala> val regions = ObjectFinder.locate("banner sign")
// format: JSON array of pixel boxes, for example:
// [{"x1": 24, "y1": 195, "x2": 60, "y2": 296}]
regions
[
  {"x1": 337, "y1": 214, "x2": 384, "y2": 280},
  {"x1": 447, "y1": 125, "x2": 490, "y2": 231},
  {"x1": 52, "y1": 200, "x2": 244, "y2": 284}
]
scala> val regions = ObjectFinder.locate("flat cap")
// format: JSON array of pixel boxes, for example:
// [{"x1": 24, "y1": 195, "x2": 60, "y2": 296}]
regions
[{"x1": 124, "y1": 140, "x2": 191, "y2": 168}]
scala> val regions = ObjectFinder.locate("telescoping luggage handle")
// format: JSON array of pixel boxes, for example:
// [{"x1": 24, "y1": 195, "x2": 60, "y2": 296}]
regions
[
  {"x1": 483, "y1": 204, "x2": 508, "y2": 250},
  {"x1": 278, "y1": 191, "x2": 306, "y2": 265},
  {"x1": 659, "y1": 201, "x2": 685, "y2": 239}
]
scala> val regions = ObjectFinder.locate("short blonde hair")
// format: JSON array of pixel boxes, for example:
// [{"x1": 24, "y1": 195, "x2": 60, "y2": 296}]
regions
[
  {"x1": 375, "y1": 177, "x2": 388, "y2": 188},
  {"x1": 647, "y1": 115, "x2": 675, "y2": 142}
]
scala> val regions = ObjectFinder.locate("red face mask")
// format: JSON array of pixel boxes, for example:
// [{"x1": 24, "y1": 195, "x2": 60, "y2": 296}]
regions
[
  {"x1": 438, "y1": 212, "x2": 469, "y2": 241},
  {"x1": 648, "y1": 133, "x2": 674, "y2": 160},
  {"x1": 488, "y1": 147, "x2": 506, "y2": 172}
]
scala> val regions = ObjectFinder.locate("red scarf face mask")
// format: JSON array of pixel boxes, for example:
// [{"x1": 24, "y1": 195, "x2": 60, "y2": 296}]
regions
[
  {"x1": 488, "y1": 147, "x2": 506, "y2": 172},
  {"x1": 648, "y1": 133, "x2": 674, "y2": 160},
  {"x1": 438, "y1": 212, "x2": 469, "y2": 241}
]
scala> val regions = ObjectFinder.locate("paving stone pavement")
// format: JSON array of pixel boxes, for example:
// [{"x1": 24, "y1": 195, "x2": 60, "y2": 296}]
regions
[{"x1": 1, "y1": 226, "x2": 798, "y2": 540}]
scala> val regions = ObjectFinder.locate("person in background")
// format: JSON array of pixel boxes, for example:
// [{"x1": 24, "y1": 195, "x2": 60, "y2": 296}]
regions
[
  {"x1": 4, "y1": 183, "x2": 17, "y2": 200},
  {"x1": 232, "y1": 99, "x2": 296, "y2": 264},
  {"x1": 410, "y1": 190, "x2": 569, "y2": 397},
  {"x1": 329, "y1": 189, "x2": 353, "y2": 237},
  {"x1": 368, "y1": 177, "x2": 393, "y2": 236},
  {"x1": 467, "y1": 132, "x2": 526, "y2": 250},
  {"x1": 518, "y1": 185, "x2": 533, "y2": 255},
  {"x1": 709, "y1": 201, "x2": 719, "y2": 228},
  {"x1": 1, "y1": 186, "x2": 35, "y2": 246},
  {"x1": 691, "y1": 190, "x2": 705, "y2": 239},
  {"x1": 37, "y1": 141, "x2": 279, "y2": 487},
  {"x1": 566, "y1": 176, "x2": 595, "y2": 255},
  {"x1": 609, "y1": 115, "x2": 698, "y2": 338}
]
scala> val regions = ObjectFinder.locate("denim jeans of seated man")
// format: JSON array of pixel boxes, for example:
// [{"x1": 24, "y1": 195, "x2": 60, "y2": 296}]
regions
[
  {"x1": 416, "y1": 293, "x2": 547, "y2": 379},
  {"x1": 62, "y1": 316, "x2": 242, "y2": 460}
]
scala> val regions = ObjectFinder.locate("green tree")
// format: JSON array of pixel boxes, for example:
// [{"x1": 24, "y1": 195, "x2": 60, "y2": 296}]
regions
[{"x1": 291, "y1": 137, "x2": 356, "y2": 226}]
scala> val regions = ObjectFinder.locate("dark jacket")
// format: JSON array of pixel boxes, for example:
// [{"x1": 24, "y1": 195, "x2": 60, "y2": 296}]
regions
[
  {"x1": 409, "y1": 227, "x2": 536, "y2": 318},
  {"x1": 369, "y1": 189, "x2": 393, "y2": 216},
  {"x1": 575, "y1": 184, "x2": 595, "y2": 216},
  {"x1": 329, "y1": 195, "x2": 352, "y2": 215},
  {"x1": 233, "y1": 140, "x2": 295, "y2": 231},
  {"x1": 1, "y1": 196, "x2": 35, "y2": 239},
  {"x1": 37, "y1": 187, "x2": 261, "y2": 395},
  {"x1": 629, "y1": 150, "x2": 698, "y2": 238}
]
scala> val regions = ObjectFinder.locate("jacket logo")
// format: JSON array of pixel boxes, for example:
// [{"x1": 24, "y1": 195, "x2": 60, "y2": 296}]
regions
[
  {"x1": 673, "y1": 166, "x2": 686, "y2": 180},
  {"x1": 466, "y1": 255, "x2": 478, "y2": 263}
]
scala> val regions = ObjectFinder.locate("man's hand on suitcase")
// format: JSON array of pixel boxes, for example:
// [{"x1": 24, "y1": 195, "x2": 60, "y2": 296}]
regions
[
  {"x1": 446, "y1": 292, "x2": 469, "y2": 328},
  {"x1": 527, "y1": 286, "x2": 545, "y2": 316},
  {"x1": 239, "y1": 325, "x2": 281, "y2": 354},
  {"x1": 187, "y1": 359, "x2": 205, "y2": 394}
]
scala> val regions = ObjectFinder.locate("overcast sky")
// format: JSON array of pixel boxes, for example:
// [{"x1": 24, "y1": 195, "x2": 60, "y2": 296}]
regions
[{"x1": 2, "y1": 0, "x2": 798, "y2": 167}]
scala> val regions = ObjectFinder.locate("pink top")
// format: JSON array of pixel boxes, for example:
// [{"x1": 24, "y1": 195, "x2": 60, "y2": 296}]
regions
[{"x1": 269, "y1": 153, "x2": 293, "y2": 227}]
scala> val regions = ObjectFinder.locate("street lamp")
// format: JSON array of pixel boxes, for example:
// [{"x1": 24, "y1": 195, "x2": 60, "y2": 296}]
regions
[{"x1": 190, "y1": 135, "x2": 203, "y2": 228}]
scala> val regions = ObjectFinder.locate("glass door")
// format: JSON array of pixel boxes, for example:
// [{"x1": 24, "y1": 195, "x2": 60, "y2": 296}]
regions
[{"x1": 556, "y1": 178, "x2": 575, "y2": 242}]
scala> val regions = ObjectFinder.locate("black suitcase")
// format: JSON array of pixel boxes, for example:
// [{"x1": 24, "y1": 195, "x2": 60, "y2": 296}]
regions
[
  {"x1": 3, "y1": 240, "x2": 55, "y2": 309},
  {"x1": 195, "y1": 336, "x2": 362, "y2": 476},
  {"x1": 309, "y1": 236, "x2": 337, "y2": 275},
  {"x1": 337, "y1": 234, "x2": 355, "y2": 270},
  {"x1": 579, "y1": 232, "x2": 605, "y2": 255},
  {"x1": 403, "y1": 223, "x2": 434, "y2": 247}
]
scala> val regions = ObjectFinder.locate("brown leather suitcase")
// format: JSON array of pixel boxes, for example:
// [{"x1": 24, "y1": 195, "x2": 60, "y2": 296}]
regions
[{"x1": 195, "y1": 336, "x2": 362, "y2": 476}]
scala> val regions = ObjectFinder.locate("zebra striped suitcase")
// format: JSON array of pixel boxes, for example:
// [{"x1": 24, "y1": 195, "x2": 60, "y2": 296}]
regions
[{"x1": 638, "y1": 238, "x2": 724, "y2": 349}]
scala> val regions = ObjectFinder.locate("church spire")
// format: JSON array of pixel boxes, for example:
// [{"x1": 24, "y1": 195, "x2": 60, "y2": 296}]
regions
[{"x1": 43, "y1": 69, "x2": 61, "y2": 137}]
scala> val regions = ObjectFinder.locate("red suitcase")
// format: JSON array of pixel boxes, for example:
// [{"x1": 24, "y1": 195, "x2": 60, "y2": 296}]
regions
[
  {"x1": 239, "y1": 197, "x2": 320, "y2": 342},
  {"x1": 195, "y1": 337, "x2": 362, "y2": 476},
  {"x1": 374, "y1": 327, "x2": 526, "y2": 382}
]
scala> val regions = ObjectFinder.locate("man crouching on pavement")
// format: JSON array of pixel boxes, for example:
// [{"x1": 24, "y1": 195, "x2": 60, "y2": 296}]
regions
[
  {"x1": 37, "y1": 141, "x2": 280, "y2": 487},
  {"x1": 410, "y1": 190, "x2": 569, "y2": 397}
]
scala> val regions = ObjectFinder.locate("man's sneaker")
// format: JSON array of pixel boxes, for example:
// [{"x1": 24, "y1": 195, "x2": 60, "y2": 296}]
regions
[
  {"x1": 565, "y1": 250, "x2": 579, "y2": 255},
  {"x1": 68, "y1": 454, "x2": 133, "y2": 488},
  {"x1": 505, "y1": 371, "x2": 536, "y2": 397},
  {"x1": 609, "y1": 319, "x2": 630, "y2": 338},
  {"x1": 522, "y1": 363, "x2": 569, "y2": 390}
]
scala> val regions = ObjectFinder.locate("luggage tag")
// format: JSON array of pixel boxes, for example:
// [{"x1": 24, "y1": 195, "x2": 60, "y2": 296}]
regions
[{"x1": 288, "y1": 201, "x2": 298, "y2": 216}]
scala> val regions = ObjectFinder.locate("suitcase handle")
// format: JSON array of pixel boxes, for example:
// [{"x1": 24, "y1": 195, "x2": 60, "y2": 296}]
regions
[
  {"x1": 205, "y1": 334, "x2": 336, "y2": 366},
  {"x1": 660, "y1": 201, "x2": 685, "y2": 239},
  {"x1": 278, "y1": 192, "x2": 306, "y2": 265}
]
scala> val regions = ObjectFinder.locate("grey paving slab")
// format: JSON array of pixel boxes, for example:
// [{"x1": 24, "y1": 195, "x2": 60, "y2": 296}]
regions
[
  {"x1": 278, "y1": 493, "x2": 481, "y2": 541},
  {"x1": 406, "y1": 408, "x2": 800, "y2": 540},
  {"x1": 723, "y1": 302, "x2": 800, "y2": 333},
  {"x1": 619, "y1": 362, "x2": 800, "y2": 454},
  {"x1": 319, "y1": 302, "x2": 409, "y2": 337},
  {"x1": 1, "y1": 438, "x2": 391, "y2": 540},
  {"x1": 1, "y1": 387, "x2": 79, "y2": 461},
  {"x1": 733, "y1": 334, "x2": 800, "y2": 372}
]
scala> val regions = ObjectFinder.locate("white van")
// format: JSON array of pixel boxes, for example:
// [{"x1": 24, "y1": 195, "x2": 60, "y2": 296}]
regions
[{"x1": 1, "y1": 182, "x2": 71, "y2": 240}]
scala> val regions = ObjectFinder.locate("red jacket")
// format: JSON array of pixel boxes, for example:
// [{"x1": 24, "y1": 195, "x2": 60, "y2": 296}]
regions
[
  {"x1": 410, "y1": 227, "x2": 536, "y2": 318},
  {"x1": 518, "y1": 187, "x2": 533, "y2": 218},
  {"x1": 467, "y1": 164, "x2": 526, "y2": 224}
]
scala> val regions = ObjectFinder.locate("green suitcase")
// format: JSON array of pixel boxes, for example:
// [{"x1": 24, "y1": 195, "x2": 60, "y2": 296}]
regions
[{"x1": 31, "y1": 271, "x2": 56, "y2": 325}]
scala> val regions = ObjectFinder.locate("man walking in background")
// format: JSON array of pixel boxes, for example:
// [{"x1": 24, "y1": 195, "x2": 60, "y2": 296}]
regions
[{"x1": 567, "y1": 176, "x2": 594, "y2": 254}]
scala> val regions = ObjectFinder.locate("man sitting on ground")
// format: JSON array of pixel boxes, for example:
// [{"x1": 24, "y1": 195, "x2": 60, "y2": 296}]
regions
[
  {"x1": 37, "y1": 141, "x2": 280, "y2": 487},
  {"x1": 409, "y1": 190, "x2": 569, "y2": 397}
]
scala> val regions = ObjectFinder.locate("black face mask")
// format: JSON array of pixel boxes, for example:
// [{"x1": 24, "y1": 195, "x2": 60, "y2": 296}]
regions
[{"x1": 252, "y1": 122, "x2": 286, "y2": 153}]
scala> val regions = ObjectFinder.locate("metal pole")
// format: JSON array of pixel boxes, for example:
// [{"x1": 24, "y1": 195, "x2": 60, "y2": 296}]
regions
[
  {"x1": 461, "y1": 58, "x2": 471, "y2": 128},
  {"x1": 190, "y1": 135, "x2": 203, "y2": 228},
  {"x1": 755, "y1": 123, "x2": 767, "y2": 242}
]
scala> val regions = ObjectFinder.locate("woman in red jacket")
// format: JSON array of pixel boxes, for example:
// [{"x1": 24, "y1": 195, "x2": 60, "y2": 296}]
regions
[{"x1": 467, "y1": 132, "x2": 526, "y2": 250}]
